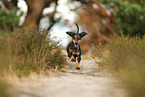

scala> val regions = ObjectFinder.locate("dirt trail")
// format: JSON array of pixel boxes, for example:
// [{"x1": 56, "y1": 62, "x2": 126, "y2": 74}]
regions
[{"x1": 10, "y1": 56, "x2": 127, "y2": 97}]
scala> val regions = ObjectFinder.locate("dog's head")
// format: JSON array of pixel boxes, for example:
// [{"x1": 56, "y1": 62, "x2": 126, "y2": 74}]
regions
[{"x1": 66, "y1": 24, "x2": 88, "y2": 48}]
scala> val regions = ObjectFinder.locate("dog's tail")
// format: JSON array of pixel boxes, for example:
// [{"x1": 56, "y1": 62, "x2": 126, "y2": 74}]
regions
[{"x1": 75, "y1": 23, "x2": 79, "y2": 34}]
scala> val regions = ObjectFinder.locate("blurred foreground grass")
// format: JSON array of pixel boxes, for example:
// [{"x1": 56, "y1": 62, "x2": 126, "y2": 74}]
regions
[
  {"x1": 92, "y1": 34, "x2": 145, "y2": 97},
  {"x1": 0, "y1": 81, "x2": 10, "y2": 97}
]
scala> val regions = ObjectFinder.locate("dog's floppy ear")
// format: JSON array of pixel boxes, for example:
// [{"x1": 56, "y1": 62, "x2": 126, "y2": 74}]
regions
[
  {"x1": 79, "y1": 32, "x2": 88, "y2": 38},
  {"x1": 66, "y1": 32, "x2": 75, "y2": 37}
]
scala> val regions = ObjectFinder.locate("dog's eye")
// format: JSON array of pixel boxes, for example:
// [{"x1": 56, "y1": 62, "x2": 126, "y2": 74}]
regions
[{"x1": 78, "y1": 37, "x2": 81, "y2": 40}]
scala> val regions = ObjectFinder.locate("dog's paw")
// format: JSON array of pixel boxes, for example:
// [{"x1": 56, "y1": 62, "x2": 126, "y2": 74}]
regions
[
  {"x1": 76, "y1": 67, "x2": 80, "y2": 70},
  {"x1": 71, "y1": 58, "x2": 76, "y2": 62}
]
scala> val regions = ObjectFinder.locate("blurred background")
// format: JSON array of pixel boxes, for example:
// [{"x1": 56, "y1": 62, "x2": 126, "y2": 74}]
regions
[
  {"x1": 1, "y1": 0, "x2": 144, "y2": 53},
  {"x1": 0, "y1": 1, "x2": 145, "y2": 97}
]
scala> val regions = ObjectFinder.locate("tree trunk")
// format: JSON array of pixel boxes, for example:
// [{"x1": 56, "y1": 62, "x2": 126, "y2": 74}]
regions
[
  {"x1": 3, "y1": 0, "x2": 17, "y2": 10},
  {"x1": 24, "y1": 0, "x2": 56, "y2": 29}
]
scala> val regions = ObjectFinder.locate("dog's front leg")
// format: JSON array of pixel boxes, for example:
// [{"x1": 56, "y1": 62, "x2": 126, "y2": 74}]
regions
[
  {"x1": 68, "y1": 53, "x2": 72, "y2": 59},
  {"x1": 76, "y1": 56, "x2": 81, "y2": 70},
  {"x1": 67, "y1": 47, "x2": 72, "y2": 58},
  {"x1": 67, "y1": 48, "x2": 76, "y2": 62}
]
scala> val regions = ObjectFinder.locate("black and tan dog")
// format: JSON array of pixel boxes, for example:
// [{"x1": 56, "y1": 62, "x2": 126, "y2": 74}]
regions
[{"x1": 66, "y1": 23, "x2": 88, "y2": 70}]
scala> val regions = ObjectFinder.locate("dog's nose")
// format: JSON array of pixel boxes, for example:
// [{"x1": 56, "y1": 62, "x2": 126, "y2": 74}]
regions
[{"x1": 75, "y1": 42, "x2": 78, "y2": 45}]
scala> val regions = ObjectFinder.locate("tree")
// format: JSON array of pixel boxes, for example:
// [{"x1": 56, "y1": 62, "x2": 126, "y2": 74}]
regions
[
  {"x1": 73, "y1": 0, "x2": 145, "y2": 53},
  {"x1": 114, "y1": 1, "x2": 145, "y2": 36},
  {"x1": 24, "y1": 0, "x2": 58, "y2": 29},
  {"x1": 75, "y1": 0, "x2": 116, "y2": 52},
  {"x1": 2, "y1": 0, "x2": 58, "y2": 30}
]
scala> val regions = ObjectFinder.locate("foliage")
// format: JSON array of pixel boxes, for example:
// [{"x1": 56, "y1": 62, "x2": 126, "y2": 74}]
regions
[
  {"x1": 0, "y1": 29, "x2": 66, "y2": 77},
  {"x1": 0, "y1": 8, "x2": 22, "y2": 30},
  {"x1": 93, "y1": 34, "x2": 145, "y2": 97},
  {"x1": 114, "y1": 1, "x2": 145, "y2": 36},
  {"x1": 98, "y1": 0, "x2": 145, "y2": 8},
  {"x1": 125, "y1": 0, "x2": 145, "y2": 6},
  {"x1": 98, "y1": 0, "x2": 145, "y2": 37}
]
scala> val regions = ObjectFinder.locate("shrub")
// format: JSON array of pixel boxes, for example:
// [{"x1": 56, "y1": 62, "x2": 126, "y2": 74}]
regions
[
  {"x1": 0, "y1": 29, "x2": 66, "y2": 77},
  {"x1": 104, "y1": 34, "x2": 145, "y2": 72},
  {"x1": 93, "y1": 34, "x2": 145, "y2": 97}
]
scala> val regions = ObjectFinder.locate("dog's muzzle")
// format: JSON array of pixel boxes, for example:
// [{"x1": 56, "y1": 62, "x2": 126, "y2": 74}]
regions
[{"x1": 74, "y1": 42, "x2": 79, "y2": 48}]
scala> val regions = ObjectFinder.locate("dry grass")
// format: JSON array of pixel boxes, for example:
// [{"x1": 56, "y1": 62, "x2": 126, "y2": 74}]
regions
[
  {"x1": 0, "y1": 28, "x2": 67, "y2": 77},
  {"x1": 92, "y1": 34, "x2": 145, "y2": 97}
]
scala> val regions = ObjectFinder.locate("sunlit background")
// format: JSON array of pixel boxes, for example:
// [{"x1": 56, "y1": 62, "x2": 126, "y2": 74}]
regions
[{"x1": 17, "y1": 0, "x2": 81, "y2": 46}]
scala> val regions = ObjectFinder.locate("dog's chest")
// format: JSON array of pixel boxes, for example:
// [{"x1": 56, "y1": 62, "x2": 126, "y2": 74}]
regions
[
  {"x1": 71, "y1": 47, "x2": 80, "y2": 55},
  {"x1": 68, "y1": 42, "x2": 80, "y2": 55}
]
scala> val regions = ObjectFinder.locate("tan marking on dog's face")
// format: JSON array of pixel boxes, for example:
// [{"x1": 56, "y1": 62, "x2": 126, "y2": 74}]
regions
[
  {"x1": 73, "y1": 39, "x2": 76, "y2": 44},
  {"x1": 78, "y1": 40, "x2": 80, "y2": 43}
]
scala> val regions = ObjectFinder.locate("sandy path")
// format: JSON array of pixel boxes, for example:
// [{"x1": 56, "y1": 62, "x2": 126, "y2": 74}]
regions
[{"x1": 10, "y1": 57, "x2": 127, "y2": 97}]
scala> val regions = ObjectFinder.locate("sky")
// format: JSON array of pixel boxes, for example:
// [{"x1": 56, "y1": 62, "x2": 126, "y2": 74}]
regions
[{"x1": 50, "y1": 24, "x2": 70, "y2": 47}]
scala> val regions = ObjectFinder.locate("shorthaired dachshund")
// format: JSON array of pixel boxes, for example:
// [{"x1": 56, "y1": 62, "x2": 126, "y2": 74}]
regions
[{"x1": 66, "y1": 23, "x2": 88, "y2": 70}]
